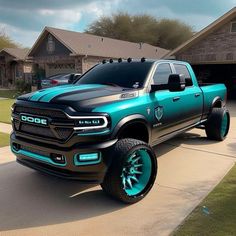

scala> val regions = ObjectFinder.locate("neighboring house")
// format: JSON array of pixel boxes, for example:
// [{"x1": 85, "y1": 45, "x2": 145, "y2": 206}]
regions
[
  {"x1": 27, "y1": 26, "x2": 169, "y2": 77},
  {"x1": 165, "y1": 7, "x2": 236, "y2": 98},
  {"x1": 0, "y1": 48, "x2": 32, "y2": 88}
]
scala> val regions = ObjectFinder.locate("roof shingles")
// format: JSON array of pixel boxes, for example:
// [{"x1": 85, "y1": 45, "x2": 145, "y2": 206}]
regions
[
  {"x1": 29, "y1": 26, "x2": 169, "y2": 59},
  {"x1": 0, "y1": 48, "x2": 29, "y2": 60}
]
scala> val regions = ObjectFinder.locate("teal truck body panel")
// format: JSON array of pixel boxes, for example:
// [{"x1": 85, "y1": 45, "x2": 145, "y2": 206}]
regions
[{"x1": 10, "y1": 59, "x2": 227, "y2": 182}]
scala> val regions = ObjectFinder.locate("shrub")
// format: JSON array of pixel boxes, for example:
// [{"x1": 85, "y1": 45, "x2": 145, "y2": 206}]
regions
[{"x1": 15, "y1": 80, "x2": 31, "y2": 94}]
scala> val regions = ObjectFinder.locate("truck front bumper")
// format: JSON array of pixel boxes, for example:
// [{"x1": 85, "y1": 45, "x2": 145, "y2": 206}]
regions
[{"x1": 10, "y1": 132, "x2": 117, "y2": 183}]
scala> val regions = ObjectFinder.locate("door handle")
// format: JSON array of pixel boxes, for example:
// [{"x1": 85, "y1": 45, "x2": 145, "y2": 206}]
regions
[
  {"x1": 195, "y1": 93, "x2": 200, "y2": 97},
  {"x1": 173, "y1": 97, "x2": 180, "y2": 102}
]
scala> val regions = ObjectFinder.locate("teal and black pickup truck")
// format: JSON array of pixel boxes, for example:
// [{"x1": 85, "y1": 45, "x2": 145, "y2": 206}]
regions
[{"x1": 11, "y1": 59, "x2": 230, "y2": 203}]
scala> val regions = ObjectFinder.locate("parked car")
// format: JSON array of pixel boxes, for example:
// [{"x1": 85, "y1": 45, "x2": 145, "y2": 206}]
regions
[
  {"x1": 11, "y1": 59, "x2": 230, "y2": 204},
  {"x1": 68, "y1": 73, "x2": 81, "y2": 84},
  {"x1": 41, "y1": 73, "x2": 81, "y2": 88}
]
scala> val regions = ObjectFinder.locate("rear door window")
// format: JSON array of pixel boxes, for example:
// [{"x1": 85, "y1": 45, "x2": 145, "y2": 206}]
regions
[{"x1": 174, "y1": 64, "x2": 193, "y2": 86}]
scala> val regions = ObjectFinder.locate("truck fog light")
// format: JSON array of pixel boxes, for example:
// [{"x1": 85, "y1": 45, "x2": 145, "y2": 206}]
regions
[
  {"x1": 79, "y1": 153, "x2": 99, "y2": 161},
  {"x1": 50, "y1": 153, "x2": 66, "y2": 164},
  {"x1": 74, "y1": 152, "x2": 101, "y2": 166}
]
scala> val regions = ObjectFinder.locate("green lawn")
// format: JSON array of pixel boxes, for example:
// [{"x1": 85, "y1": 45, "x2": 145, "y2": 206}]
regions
[
  {"x1": 173, "y1": 164, "x2": 236, "y2": 236},
  {"x1": 0, "y1": 90, "x2": 18, "y2": 99},
  {"x1": 0, "y1": 132, "x2": 10, "y2": 147},
  {"x1": 0, "y1": 99, "x2": 15, "y2": 124}
]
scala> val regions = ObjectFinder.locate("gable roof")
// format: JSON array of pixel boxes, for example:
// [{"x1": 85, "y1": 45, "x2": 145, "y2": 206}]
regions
[
  {"x1": 165, "y1": 7, "x2": 236, "y2": 58},
  {"x1": 28, "y1": 26, "x2": 169, "y2": 59},
  {"x1": 0, "y1": 48, "x2": 29, "y2": 60}
]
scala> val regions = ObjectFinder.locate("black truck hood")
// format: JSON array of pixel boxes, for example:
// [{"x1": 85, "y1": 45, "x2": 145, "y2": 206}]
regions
[{"x1": 18, "y1": 84, "x2": 138, "y2": 112}]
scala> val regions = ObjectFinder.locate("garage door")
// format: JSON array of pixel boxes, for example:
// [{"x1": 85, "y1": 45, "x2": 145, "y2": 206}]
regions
[{"x1": 46, "y1": 63, "x2": 75, "y2": 77}]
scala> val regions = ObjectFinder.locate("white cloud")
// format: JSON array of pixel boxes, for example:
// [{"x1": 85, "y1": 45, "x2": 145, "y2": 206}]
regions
[
  {"x1": 0, "y1": 23, "x2": 39, "y2": 47},
  {"x1": 0, "y1": 0, "x2": 235, "y2": 47}
]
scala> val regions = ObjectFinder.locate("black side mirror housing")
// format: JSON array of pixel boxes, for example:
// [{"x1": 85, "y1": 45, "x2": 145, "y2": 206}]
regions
[{"x1": 168, "y1": 74, "x2": 186, "y2": 92}]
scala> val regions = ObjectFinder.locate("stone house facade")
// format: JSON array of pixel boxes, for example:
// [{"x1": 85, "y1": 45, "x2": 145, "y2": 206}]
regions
[
  {"x1": 165, "y1": 7, "x2": 236, "y2": 98},
  {"x1": 0, "y1": 48, "x2": 32, "y2": 88}
]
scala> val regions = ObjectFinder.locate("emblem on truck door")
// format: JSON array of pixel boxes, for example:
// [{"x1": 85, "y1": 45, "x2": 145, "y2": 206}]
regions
[{"x1": 155, "y1": 106, "x2": 163, "y2": 121}]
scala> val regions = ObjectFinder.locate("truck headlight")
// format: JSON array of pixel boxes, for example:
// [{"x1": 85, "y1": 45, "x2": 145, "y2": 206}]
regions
[{"x1": 65, "y1": 114, "x2": 109, "y2": 130}]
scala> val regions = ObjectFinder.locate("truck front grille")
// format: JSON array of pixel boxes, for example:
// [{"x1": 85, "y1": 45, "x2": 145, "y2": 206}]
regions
[
  {"x1": 14, "y1": 106, "x2": 67, "y2": 119},
  {"x1": 13, "y1": 105, "x2": 74, "y2": 141},
  {"x1": 20, "y1": 123, "x2": 55, "y2": 139}
]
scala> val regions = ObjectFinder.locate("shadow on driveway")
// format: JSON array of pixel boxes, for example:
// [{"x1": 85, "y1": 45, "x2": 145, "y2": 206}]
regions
[
  {"x1": 0, "y1": 162, "x2": 126, "y2": 231},
  {"x1": 0, "y1": 129, "x2": 230, "y2": 231}
]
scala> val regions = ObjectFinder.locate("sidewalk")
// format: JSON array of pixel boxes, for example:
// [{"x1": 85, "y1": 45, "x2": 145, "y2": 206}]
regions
[
  {"x1": 0, "y1": 122, "x2": 12, "y2": 134},
  {"x1": 0, "y1": 146, "x2": 15, "y2": 164}
]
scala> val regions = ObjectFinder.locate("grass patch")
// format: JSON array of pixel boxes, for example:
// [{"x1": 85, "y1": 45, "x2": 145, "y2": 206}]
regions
[
  {"x1": 0, "y1": 99, "x2": 15, "y2": 124},
  {"x1": 0, "y1": 90, "x2": 18, "y2": 99},
  {"x1": 0, "y1": 132, "x2": 10, "y2": 147},
  {"x1": 173, "y1": 164, "x2": 236, "y2": 236}
]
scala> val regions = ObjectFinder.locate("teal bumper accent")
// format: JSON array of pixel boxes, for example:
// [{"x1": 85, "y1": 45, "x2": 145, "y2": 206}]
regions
[
  {"x1": 77, "y1": 129, "x2": 110, "y2": 136},
  {"x1": 11, "y1": 146, "x2": 67, "y2": 167}
]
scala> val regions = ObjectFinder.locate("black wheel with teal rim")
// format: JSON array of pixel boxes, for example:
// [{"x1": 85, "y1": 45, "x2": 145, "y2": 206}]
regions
[
  {"x1": 101, "y1": 138, "x2": 157, "y2": 204},
  {"x1": 205, "y1": 107, "x2": 230, "y2": 141}
]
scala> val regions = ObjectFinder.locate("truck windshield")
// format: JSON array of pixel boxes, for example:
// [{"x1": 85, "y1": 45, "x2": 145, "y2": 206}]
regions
[{"x1": 76, "y1": 62, "x2": 154, "y2": 89}]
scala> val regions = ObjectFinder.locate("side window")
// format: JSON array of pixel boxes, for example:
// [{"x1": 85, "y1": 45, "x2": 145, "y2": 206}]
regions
[
  {"x1": 174, "y1": 64, "x2": 193, "y2": 86},
  {"x1": 153, "y1": 63, "x2": 172, "y2": 85}
]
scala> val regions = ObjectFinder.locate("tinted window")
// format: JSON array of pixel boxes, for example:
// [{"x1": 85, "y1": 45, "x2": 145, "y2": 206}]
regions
[
  {"x1": 174, "y1": 64, "x2": 192, "y2": 86},
  {"x1": 76, "y1": 62, "x2": 154, "y2": 88},
  {"x1": 153, "y1": 63, "x2": 172, "y2": 85}
]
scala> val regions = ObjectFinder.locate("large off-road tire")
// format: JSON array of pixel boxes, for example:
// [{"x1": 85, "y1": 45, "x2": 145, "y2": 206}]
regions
[
  {"x1": 101, "y1": 138, "x2": 157, "y2": 204},
  {"x1": 205, "y1": 107, "x2": 230, "y2": 141}
]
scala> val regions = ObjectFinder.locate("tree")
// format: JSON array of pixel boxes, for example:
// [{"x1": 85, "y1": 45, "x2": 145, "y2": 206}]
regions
[
  {"x1": 156, "y1": 19, "x2": 194, "y2": 49},
  {"x1": 0, "y1": 29, "x2": 19, "y2": 50},
  {"x1": 85, "y1": 13, "x2": 194, "y2": 50}
]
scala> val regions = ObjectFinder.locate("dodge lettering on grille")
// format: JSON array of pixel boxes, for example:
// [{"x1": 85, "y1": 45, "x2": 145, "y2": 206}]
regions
[{"x1": 20, "y1": 114, "x2": 48, "y2": 126}]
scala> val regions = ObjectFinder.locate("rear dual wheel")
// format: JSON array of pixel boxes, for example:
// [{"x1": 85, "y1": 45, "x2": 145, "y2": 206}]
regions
[
  {"x1": 101, "y1": 138, "x2": 157, "y2": 204},
  {"x1": 205, "y1": 107, "x2": 230, "y2": 141}
]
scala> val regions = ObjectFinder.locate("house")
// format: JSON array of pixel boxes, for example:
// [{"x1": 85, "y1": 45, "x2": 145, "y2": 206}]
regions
[
  {"x1": 0, "y1": 48, "x2": 32, "y2": 88},
  {"x1": 27, "y1": 26, "x2": 169, "y2": 77},
  {"x1": 165, "y1": 7, "x2": 236, "y2": 98}
]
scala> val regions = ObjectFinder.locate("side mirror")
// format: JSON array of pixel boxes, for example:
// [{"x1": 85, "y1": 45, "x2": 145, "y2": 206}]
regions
[{"x1": 168, "y1": 74, "x2": 186, "y2": 92}]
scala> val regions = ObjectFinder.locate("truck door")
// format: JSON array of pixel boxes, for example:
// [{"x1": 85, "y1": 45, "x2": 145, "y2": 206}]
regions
[
  {"x1": 150, "y1": 62, "x2": 203, "y2": 143},
  {"x1": 172, "y1": 63, "x2": 203, "y2": 126}
]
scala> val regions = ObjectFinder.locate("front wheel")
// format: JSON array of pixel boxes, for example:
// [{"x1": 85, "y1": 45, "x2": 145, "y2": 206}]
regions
[{"x1": 101, "y1": 138, "x2": 157, "y2": 204}]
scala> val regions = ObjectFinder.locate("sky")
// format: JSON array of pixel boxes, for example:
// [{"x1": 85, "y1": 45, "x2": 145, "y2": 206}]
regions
[{"x1": 0, "y1": 0, "x2": 235, "y2": 47}]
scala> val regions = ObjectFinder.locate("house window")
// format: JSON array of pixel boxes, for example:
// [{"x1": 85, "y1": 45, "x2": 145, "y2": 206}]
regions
[{"x1": 230, "y1": 22, "x2": 236, "y2": 33}]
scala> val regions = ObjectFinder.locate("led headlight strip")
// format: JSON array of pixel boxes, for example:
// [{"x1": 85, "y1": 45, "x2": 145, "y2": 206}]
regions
[{"x1": 65, "y1": 114, "x2": 108, "y2": 130}]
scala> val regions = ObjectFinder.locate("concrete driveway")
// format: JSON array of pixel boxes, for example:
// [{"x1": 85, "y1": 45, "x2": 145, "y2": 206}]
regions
[{"x1": 0, "y1": 103, "x2": 235, "y2": 236}]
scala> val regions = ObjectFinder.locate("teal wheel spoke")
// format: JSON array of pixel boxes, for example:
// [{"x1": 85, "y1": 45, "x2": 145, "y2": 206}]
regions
[
  {"x1": 133, "y1": 164, "x2": 143, "y2": 168},
  {"x1": 121, "y1": 149, "x2": 152, "y2": 196}
]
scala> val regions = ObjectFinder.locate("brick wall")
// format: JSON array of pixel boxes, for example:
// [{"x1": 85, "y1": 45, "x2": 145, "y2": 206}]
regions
[{"x1": 176, "y1": 18, "x2": 236, "y2": 64}]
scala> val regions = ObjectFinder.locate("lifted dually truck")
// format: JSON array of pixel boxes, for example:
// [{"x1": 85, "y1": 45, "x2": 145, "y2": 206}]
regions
[{"x1": 10, "y1": 59, "x2": 230, "y2": 204}]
